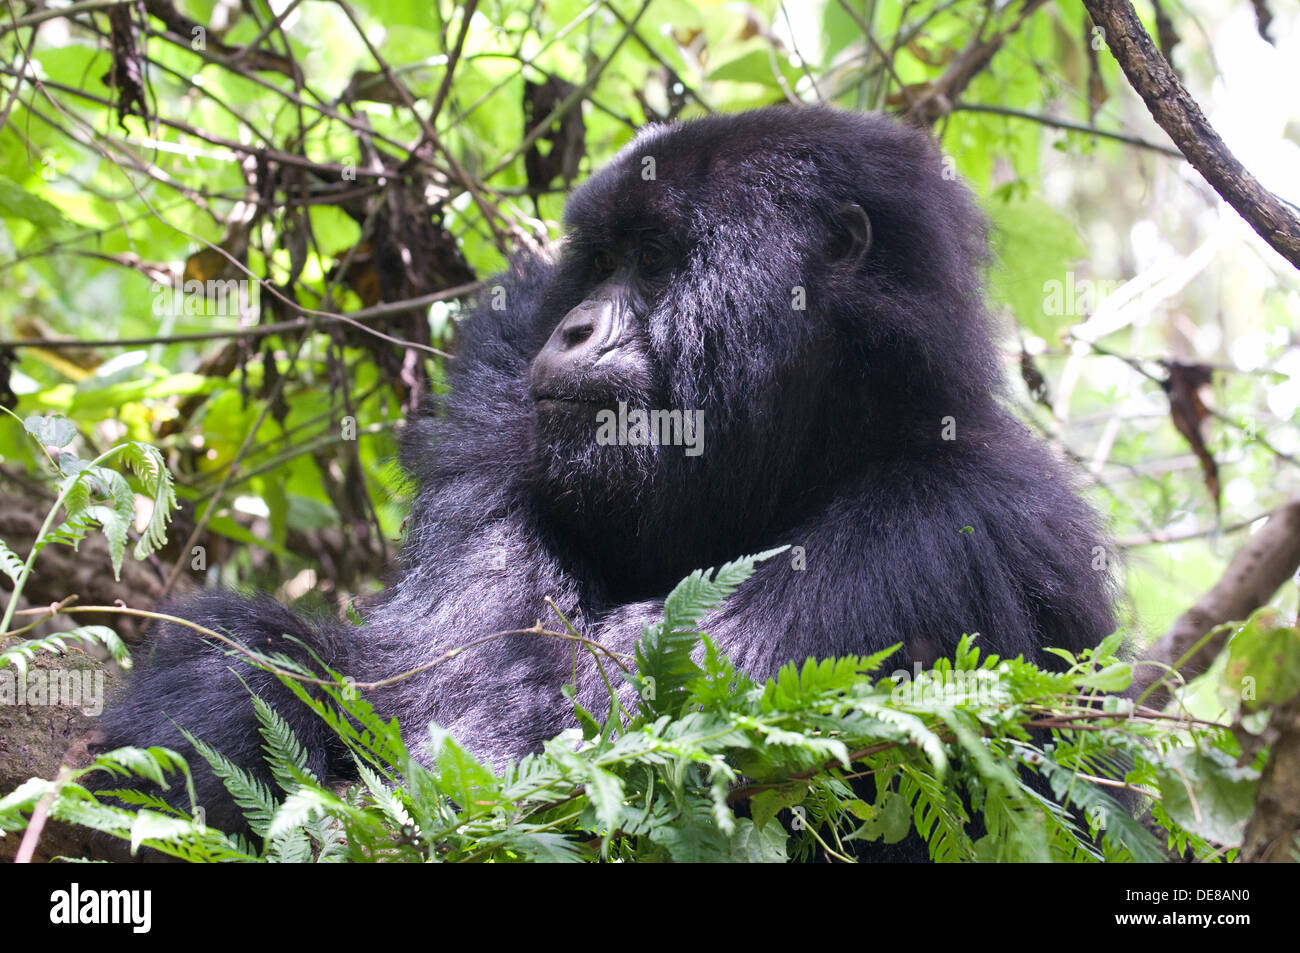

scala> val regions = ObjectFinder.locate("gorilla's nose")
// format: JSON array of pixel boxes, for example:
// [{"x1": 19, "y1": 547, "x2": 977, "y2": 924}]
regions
[
  {"x1": 556, "y1": 304, "x2": 600, "y2": 352},
  {"x1": 529, "y1": 290, "x2": 622, "y2": 400}
]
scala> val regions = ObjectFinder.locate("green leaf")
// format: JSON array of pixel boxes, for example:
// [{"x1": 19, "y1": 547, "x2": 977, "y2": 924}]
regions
[
  {"x1": 85, "y1": 466, "x2": 133, "y2": 578},
  {"x1": 252, "y1": 694, "x2": 318, "y2": 792},
  {"x1": 427, "y1": 724, "x2": 500, "y2": 810},
  {"x1": 119, "y1": 442, "x2": 179, "y2": 561},
  {"x1": 631, "y1": 547, "x2": 787, "y2": 717},
  {"x1": 1035, "y1": 749, "x2": 1165, "y2": 863},
  {"x1": 0, "y1": 176, "x2": 74, "y2": 232},
  {"x1": 0, "y1": 625, "x2": 128, "y2": 673},
  {"x1": 750, "y1": 784, "x2": 807, "y2": 829},
  {"x1": 583, "y1": 766, "x2": 625, "y2": 833},
  {"x1": 1156, "y1": 746, "x2": 1259, "y2": 847},
  {"x1": 727, "y1": 818, "x2": 787, "y2": 862},
  {"x1": 846, "y1": 790, "x2": 912, "y2": 845},
  {"x1": 182, "y1": 729, "x2": 277, "y2": 839},
  {"x1": 268, "y1": 788, "x2": 329, "y2": 840},
  {"x1": 129, "y1": 811, "x2": 195, "y2": 854},
  {"x1": 1222, "y1": 608, "x2": 1300, "y2": 711},
  {"x1": 504, "y1": 830, "x2": 584, "y2": 862},
  {"x1": 762, "y1": 653, "x2": 893, "y2": 711},
  {"x1": 0, "y1": 540, "x2": 22, "y2": 583},
  {"x1": 987, "y1": 194, "x2": 1087, "y2": 337},
  {"x1": 23, "y1": 413, "x2": 77, "y2": 449},
  {"x1": 64, "y1": 625, "x2": 131, "y2": 668},
  {"x1": 1078, "y1": 662, "x2": 1133, "y2": 693},
  {"x1": 89, "y1": 746, "x2": 194, "y2": 797}
]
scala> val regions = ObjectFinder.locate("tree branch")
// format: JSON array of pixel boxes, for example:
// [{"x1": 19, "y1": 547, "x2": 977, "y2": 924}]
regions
[
  {"x1": 1131, "y1": 494, "x2": 1300, "y2": 707},
  {"x1": 952, "y1": 103, "x2": 1184, "y2": 158},
  {"x1": 1241, "y1": 691, "x2": 1300, "y2": 862},
  {"x1": 1082, "y1": 0, "x2": 1300, "y2": 270},
  {"x1": 904, "y1": 0, "x2": 1050, "y2": 125}
]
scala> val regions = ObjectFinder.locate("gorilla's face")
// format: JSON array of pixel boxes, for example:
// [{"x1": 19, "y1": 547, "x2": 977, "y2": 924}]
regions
[
  {"x1": 519, "y1": 108, "x2": 993, "y2": 593},
  {"x1": 526, "y1": 120, "x2": 858, "y2": 505},
  {"x1": 526, "y1": 240, "x2": 667, "y2": 422},
  {"x1": 524, "y1": 228, "x2": 685, "y2": 538}
]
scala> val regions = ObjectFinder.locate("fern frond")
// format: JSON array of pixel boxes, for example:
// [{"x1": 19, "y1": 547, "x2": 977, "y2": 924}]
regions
[
  {"x1": 182, "y1": 729, "x2": 277, "y2": 839},
  {"x1": 251, "y1": 694, "x2": 317, "y2": 792}
]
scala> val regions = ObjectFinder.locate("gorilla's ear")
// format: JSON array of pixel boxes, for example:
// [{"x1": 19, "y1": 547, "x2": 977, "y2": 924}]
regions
[{"x1": 833, "y1": 202, "x2": 873, "y2": 266}]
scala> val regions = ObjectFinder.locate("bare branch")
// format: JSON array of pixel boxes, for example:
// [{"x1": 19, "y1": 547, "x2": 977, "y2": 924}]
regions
[
  {"x1": 1131, "y1": 494, "x2": 1300, "y2": 707},
  {"x1": 1083, "y1": 0, "x2": 1300, "y2": 269},
  {"x1": 952, "y1": 103, "x2": 1184, "y2": 159}
]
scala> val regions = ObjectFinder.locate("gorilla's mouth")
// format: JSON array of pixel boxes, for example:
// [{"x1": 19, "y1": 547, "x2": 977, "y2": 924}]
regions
[{"x1": 533, "y1": 395, "x2": 607, "y2": 415}]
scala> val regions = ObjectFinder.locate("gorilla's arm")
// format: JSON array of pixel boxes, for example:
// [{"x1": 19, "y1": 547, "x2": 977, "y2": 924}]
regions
[
  {"x1": 95, "y1": 509, "x2": 581, "y2": 829},
  {"x1": 94, "y1": 592, "x2": 353, "y2": 832}
]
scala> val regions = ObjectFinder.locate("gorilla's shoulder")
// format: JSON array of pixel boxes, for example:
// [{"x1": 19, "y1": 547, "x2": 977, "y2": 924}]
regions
[{"x1": 396, "y1": 254, "x2": 553, "y2": 488}]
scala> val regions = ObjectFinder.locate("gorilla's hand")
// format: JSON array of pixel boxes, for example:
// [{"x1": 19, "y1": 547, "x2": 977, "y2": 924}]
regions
[{"x1": 93, "y1": 591, "x2": 352, "y2": 835}]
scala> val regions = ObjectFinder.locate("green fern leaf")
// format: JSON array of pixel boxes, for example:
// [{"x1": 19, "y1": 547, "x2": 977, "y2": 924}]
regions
[
  {"x1": 632, "y1": 547, "x2": 787, "y2": 717},
  {"x1": 251, "y1": 694, "x2": 317, "y2": 792}
]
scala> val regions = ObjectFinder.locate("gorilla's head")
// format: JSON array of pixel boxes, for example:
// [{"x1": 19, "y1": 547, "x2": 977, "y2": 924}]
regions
[{"x1": 515, "y1": 108, "x2": 1005, "y2": 596}]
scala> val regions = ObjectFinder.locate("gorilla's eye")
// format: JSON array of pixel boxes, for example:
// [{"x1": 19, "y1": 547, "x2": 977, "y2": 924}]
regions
[
  {"x1": 637, "y1": 242, "x2": 671, "y2": 276},
  {"x1": 592, "y1": 250, "x2": 619, "y2": 278}
]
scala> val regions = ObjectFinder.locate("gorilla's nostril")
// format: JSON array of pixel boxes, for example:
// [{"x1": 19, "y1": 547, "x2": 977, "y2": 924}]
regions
[{"x1": 562, "y1": 323, "x2": 595, "y2": 349}]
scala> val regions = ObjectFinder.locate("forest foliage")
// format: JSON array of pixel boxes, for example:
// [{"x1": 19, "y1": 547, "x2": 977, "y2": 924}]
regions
[{"x1": 1, "y1": 0, "x2": 1298, "y2": 861}]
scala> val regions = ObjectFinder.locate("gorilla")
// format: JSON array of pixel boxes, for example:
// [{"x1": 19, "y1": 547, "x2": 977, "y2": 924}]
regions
[{"x1": 98, "y1": 106, "x2": 1115, "y2": 839}]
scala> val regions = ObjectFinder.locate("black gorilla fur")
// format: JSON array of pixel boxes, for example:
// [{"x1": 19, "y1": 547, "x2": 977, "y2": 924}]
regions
[{"x1": 99, "y1": 106, "x2": 1115, "y2": 837}]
